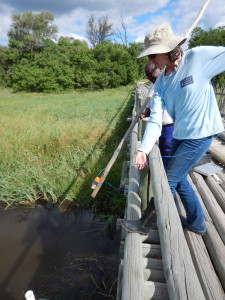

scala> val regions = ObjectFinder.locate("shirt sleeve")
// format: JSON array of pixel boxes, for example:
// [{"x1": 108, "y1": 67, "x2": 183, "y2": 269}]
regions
[
  {"x1": 199, "y1": 46, "x2": 225, "y2": 79},
  {"x1": 138, "y1": 90, "x2": 164, "y2": 154}
]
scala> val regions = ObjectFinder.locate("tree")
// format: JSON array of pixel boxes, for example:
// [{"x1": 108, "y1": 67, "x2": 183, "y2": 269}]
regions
[
  {"x1": 114, "y1": 15, "x2": 128, "y2": 47},
  {"x1": 188, "y1": 26, "x2": 225, "y2": 85},
  {"x1": 8, "y1": 11, "x2": 58, "y2": 52},
  {"x1": 86, "y1": 15, "x2": 114, "y2": 47},
  {"x1": 189, "y1": 26, "x2": 225, "y2": 48}
]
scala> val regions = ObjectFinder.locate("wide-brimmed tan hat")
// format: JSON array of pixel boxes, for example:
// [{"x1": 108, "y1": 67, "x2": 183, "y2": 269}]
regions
[{"x1": 138, "y1": 23, "x2": 186, "y2": 58}]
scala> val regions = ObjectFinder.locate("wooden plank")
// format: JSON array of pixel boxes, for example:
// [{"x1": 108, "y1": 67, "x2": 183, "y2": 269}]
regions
[
  {"x1": 144, "y1": 269, "x2": 166, "y2": 283},
  {"x1": 149, "y1": 145, "x2": 205, "y2": 300},
  {"x1": 209, "y1": 141, "x2": 225, "y2": 166},
  {"x1": 116, "y1": 262, "x2": 123, "y2": 300},
  {"x1": 142, "y1": 244, "x2": 161, "y2": 258},
  {"x1": 139, "y1": 167, "x2": 149, "y2": 211},
  {"x1": 142, "y1": 229, "x2": 160, "y2": 244},
  {"x1": 176, "y1": 194, "x2": 225, "y2": 299},
  {"x1": 187, "y1": 175, "x2": 212, "y2": 222},
  {"x1": 219, "y1": 131, "x2": 225, "y2": 142},
  {"x1": 122, "y1": 118, "x2": 143, "y2": 300},
  {"x1": 120, "y1": 161, "x2": 129, "y2": 189},
  {"x1": 120, "y1": 243, "x2": 161, "y2": 259},
  {"x1": 143, "y1": 281, "x2": 169, "y2": 300},
  {"x1": 203, "y1": 222, "x2": 225, "y2": 290},
  {"x1": 190, "y1": 171, "x2": 225, "y2": 244},
  {"x1": 122, "y1": 233, "x2": 143, "y2": 300},
  {"x1": 217, "y1": 171, "x2": 225, "y2": 192},
  {"x1": 205, "y1": 175, "x2": 225, "y2": 213},
  {"x1": 142, "y1": 258, "x2": 163, "y2": 270},
  {"x1": 120, "y1": 226, "x2": 160, "y2": 244}
]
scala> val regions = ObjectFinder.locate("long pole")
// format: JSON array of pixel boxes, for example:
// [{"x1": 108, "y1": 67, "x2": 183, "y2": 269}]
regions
[
  {"x1": 91, "y1": 84, "x2": 154, "y2": 198},
  {"x1": 91, "y1": 0, "x2": 212, "y2": 198},
  {"x1": 183, "y1": 0, "x2": 212, "y2": 39}
]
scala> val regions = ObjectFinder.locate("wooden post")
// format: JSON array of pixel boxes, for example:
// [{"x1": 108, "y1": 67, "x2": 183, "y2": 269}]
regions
[
  {"x1": 121, "y1": 122, "x2": 144, "y2": 300},
  {"x1": 149, "y1": 144, "x2": 205, "y2": 300}
]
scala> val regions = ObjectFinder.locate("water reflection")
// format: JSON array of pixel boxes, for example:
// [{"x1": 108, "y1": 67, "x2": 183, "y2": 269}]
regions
[{"x1": 0, "y1": 207, "x2": 120, "y2": 299}]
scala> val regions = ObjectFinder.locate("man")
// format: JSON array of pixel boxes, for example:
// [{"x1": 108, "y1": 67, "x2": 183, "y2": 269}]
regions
[
  {"x1": 121, "y1": 23, "x2": 224, "y2": 236},
  {"x1": 141, "y1": 61, "x2": 174, "y2": 168}
]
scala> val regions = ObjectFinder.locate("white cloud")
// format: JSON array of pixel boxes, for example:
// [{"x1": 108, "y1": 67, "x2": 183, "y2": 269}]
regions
[
  {"x1": 0, "y1": 3, "x2": 14, "y2": 45},
  {"x1": 0, "y1": 0, "x2": 224, "y2": 46}
]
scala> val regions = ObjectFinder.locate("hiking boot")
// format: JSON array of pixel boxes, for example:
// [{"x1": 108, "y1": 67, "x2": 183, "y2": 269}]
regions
[
  {"x1": 180, "y1": 216, "x2": 206, "y2": 236},
  {"x1": 120, "y1": 199, "x2": 156, "y2": 235}
]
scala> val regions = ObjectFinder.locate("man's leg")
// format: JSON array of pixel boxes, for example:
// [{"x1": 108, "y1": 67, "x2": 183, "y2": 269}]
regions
[
  {"x1": 166, "y1": 136, "x2": 213, "y2": 231},
  {"x1": 159, "y1": 125, "x2": 174, "y2": 168}
]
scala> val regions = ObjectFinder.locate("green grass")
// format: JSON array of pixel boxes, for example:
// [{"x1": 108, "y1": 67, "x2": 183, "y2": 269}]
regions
[{"x1": 0, "y1": 87, "x2": 134, "y2": 215}]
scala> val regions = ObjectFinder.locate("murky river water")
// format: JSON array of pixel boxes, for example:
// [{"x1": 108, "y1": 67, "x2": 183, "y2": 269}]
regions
[{"x1": 0, "y1": 206, "x2": 121, "y2": 300}]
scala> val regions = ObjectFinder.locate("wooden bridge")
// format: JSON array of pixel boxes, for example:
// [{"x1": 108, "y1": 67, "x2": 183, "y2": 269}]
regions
[{"x1": 117, "y1": 82, "x2": 225, "y2": 300}]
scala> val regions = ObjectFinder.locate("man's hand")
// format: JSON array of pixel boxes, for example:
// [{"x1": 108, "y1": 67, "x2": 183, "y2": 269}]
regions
[
  {"x1": 138, "y1": 108, "x2": 150, "y2": 121},
  {"x1": 135, "y1": 151, "x2": 148, "y2": 170}
]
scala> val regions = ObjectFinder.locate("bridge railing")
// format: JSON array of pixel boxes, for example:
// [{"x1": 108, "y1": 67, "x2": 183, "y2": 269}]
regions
[
  {"x1": 214, "y1": 84, "x2": 225, "y2": 113},
  {"x1": 119, "y1": 83, "x2": 205, "y2": 300}
]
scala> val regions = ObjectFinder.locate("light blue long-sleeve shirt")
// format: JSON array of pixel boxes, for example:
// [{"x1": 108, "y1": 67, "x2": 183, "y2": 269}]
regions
[{"x1": 139, "y1": 46, "x2": 225, "y2": 154}]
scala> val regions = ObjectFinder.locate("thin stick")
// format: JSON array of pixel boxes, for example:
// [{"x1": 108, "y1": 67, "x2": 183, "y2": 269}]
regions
[
  {"x1": 91, "y1": 0, "x2": 212, "y2": 198},
  {"x1": 183, "y1": 0, "x2": 212, "y2": 39},
  {"x1": 91, "y1": 84, "x2": 154, "y2": 198}
]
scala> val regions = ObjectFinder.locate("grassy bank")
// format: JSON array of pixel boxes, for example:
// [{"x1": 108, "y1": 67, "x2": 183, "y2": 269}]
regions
[{"x1": 0, "y1": 86, "x2": 134, "y2": 215}]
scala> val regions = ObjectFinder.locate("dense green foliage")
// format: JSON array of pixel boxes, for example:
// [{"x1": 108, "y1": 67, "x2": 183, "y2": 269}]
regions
[
  {"x1": 0, "y1": 10, "x2": 146, "y2": 92},
  {"x1": 188, "y1": 26, "x2": 225, "y2": 85},
  {"x1": 0, "y1": 87, "x2": 133, "y2": 215},
  {"x1": 0, "y1": 37, "x2": 145, "y2": 92}
]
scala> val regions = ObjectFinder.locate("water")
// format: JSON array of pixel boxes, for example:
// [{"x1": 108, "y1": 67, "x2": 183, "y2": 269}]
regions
[{"x1": 0, "y1": 206, "x2": 121, "y2": 300}]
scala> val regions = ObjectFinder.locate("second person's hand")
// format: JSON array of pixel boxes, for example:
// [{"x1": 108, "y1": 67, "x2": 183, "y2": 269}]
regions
[{"x1": 135, "y1": 151, "x2": 147, "y2": 170}]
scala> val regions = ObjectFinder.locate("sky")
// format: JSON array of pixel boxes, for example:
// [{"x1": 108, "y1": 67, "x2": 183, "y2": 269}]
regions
[{"x1": 0, "y1": 0, "x2": 225, "y2": 47}]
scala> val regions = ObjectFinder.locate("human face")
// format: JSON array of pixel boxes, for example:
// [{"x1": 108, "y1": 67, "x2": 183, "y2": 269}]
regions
[
  {"x1": 148, "y1": 53, "x2": 168, "y2": 70},
  {"x1": 146, "y1": 66, "x2": 161, "y2": 83}
]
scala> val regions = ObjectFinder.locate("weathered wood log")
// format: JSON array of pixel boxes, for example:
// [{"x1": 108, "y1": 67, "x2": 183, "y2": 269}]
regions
[
  {"x1": 119, "y1": 161, "x2": 129, "y2": 189},
  {"x1": 122, "y1": 122, "x2": 143, "y2": 300},
  {"x1": 217, "y1": 171, "x2": 225, "y2": 192},
  {"x1": 139, "y1": 167, "x2": 149, "y2": 211},
  {"x1": 143, "y1": 269, "x2": 166, "y2": 283},
  {"x1": 176, "y1": 194, "x2": 225, "y2": 299},
  {"x1": 190, "y1": 171, "x2": 225, "y2": 244},
  {"x1": 122, "y1": 232, "x2": 143, "y2": 300},
  {"x1": 149, "y1": 145, "x2": 205, "y2": 300},
  {"x1": 143, "y1": 281, "x2": 169, "y2": 300},
  {"x1": 219, "y1": 131, "x2": 225, "y2": 142},
  {"x1": 205, "y1": 175, "x2": 225, "y2": 213},
  {"x1": 209, "y1": 143, "x2": 225, "y2": 166},
  {"x1": 142, "y1": 244, "x2": 161, "y2": 258},
  {"x1": 142, "y1": 258, "x2": 163, "y2": 270},
  {"x1": 119, "y1": 265, "x2": 167, "y2": 295},
  {"x1": 186, "y1": 226, "x2": 225, "y2": 299},
  {"x1": 142, "y1": 229, "x2": 160, "y2": 244},
  {"x1": 203, "y1": 222, "x2": 225, "y2": 290},
  {"x1": 187, "y1": 174, "x2": 212, "y2": 222},
  {"x1": 116, "y1": 262, "x2": 123, "y2": 300},
  {"x1": 120, "y1": 242, "x2": 161, "y2": 258},
  {"x1": 121, "y1": 226, "x2": 160, "y2": 244}
]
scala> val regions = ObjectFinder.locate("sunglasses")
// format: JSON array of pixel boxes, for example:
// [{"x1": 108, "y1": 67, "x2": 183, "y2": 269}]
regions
[{"x1": 148, "y1": 54, "x2": 156, "y2": 59}]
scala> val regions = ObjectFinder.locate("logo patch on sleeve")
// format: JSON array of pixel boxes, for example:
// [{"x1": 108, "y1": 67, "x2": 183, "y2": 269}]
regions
[{"x1": 180, "y1": 76, "x2": 194, "y2": 88}]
